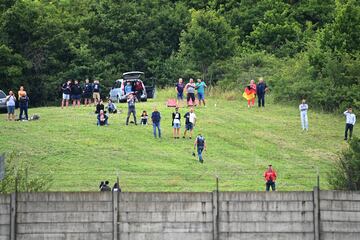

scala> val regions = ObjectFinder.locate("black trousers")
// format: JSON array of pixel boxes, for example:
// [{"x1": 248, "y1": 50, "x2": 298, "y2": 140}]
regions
[
  {"x1": 345, "y1": 123, "x2": 354, "y2": 140},
  {"x1": 258, "y1": 94, "x2": 265, "y2": 107},
  {"x1": 126, "y1": 107, "x2": 137, "y2": 125},
  {"x1": 266, "y1": 181, "x2": 275, "y2": 191},
  {"x1": 187, "y1": 93, "x2": 195, "y2": 103}
]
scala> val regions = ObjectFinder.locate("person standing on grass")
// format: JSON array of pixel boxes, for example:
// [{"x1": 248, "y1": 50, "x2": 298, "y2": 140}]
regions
[
  {"x1": 183, "y1": 108, "x2": 196, "y2": 139},
  {"x1": 71, "y1": 80, "x2": 82, "y2": 107},
  {"x1": 194, "y1": 133, "x2": 206, "y2": 163},
  {"x1": 196, "y1": 79, "x2": 207, "y2": 107},
  {"x1": 185, "y1": 78, "x2": 196, "y2": 106},
  {"x1": 95, "y1": 99, "x2": 105, "y2": 114},
  {"x1": 92, "y1": 80, "x2": 101, "y2": 105},
  {"x1": 264, "y1": 165, "x2": 277, "y2": 191},
  {"x1": 256, "y1": 77, "x2": 268, "y2": 107},
  {"x1": 18, "y1": 86, "x2": 29, "y2": 121},
  {"x1": 175, "y1": 78, "x2": 185, "y2": 102},
  {"x1": 83, "y1": 79, "x2": 93, "y2": 106},
  {"x1": 61, "y1": 80, "x2": 72, "y2": 108},
  {"x1": 5, "y1": 91, "x2": 16, "y2": 121},
  {"x1": 299, "y1": 99, "x2": 309, "y2": 131},
  {"x1": 344, "y1": 107, "x2": 356, "y2": 141},
  {"x1": 126, "y1": 93, "x2": 137, "y2": 125},
  {"x1": 151, "y1": 107, "x2": 161, "y2": 138},
  {"x1": 172, "y1": 107, "x2": 181, "y2": 139}
]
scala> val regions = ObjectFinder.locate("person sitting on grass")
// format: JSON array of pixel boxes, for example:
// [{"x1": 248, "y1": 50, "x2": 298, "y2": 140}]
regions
[
  {"x1": 95, "y1": 99, "x2": 105, "y2": 114},
  {"x1": 183, "y1": 108, "x2": 196, "y2": 139},
  {"x1": 71, "y1": 80, "x2": 82, "y2": 107},
  {"x1": 264, "y1": 165, "x2": 277, "y2": 191},
  {"x1": 107, "y1": 99, "x2": 117, "y2": 114},
  {"x1": 151, "y1": 107, "x2": 161, "y2": 138},
  {"x1": 172, "y1": 107, "x2": 181, "y2": 139},
  {"x1": 97, "y1": 110, "x2": 108, "y2": 126},
  {"x1": 100, "y1": 181, "x2": 111, "y2": 191},
  {"x1": 194, "y1": 133, "x2": 206, "y2": 163},
  {"x1": 140, "y1": 110, "x2": 148, "y2": 125}
]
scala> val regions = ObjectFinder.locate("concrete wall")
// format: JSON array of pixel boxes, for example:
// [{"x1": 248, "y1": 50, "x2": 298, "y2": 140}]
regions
[
  {"x1": 0, "y1": 190, "x2": 360, "y2": 240},
  {"x1": 0, "y1": 195, "x2": 10, "y2": 240}
]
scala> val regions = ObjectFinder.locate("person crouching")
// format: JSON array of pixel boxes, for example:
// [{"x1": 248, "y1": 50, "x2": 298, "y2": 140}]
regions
[{"x1": 97, "y1": 110, "x2": 108, "y2": 126}]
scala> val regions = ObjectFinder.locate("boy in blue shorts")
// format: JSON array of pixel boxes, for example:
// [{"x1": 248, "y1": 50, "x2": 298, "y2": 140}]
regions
[{"x1": 196, "y1": 79, "x2": 207, "y2": 107}]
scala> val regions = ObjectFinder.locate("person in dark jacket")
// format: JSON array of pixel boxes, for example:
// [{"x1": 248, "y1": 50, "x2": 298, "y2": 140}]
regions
[
  {"x1": 95, "y1": 99, "x2": 105, "y2": 114},
  {"x1": 256, "y1": 77, "x2": 268, "y2": 107},
  {"x1": 126, "y1": 94, "x2": 137, "y2": 125},
  {"x1": 18, "y1": 86, "x2": 29, "y2": 120},
  {"x1": 100, "y1": 181, "x2": 111, "y2": 191},
  {"x1": 61, "y1": 80, "x2": 72, "y2": 109},
  {"x1": 83, "y1": 79, "x2": 93, "y2": 106},
  {"x1": 71, "y1": 80, "x2": 82, "y2": 107},
  {"x1": 151, "y1": 107, "x2": 161, "y2": 138}
]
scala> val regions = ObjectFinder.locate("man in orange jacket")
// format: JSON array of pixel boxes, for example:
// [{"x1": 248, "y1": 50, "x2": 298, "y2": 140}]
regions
[{"x1": 264, "y1": 165, "x2": 277, "y2": 191}]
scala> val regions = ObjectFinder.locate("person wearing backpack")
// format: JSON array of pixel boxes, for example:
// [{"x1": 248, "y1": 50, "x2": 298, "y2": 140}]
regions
[
  {"x1": 264, "y1": 165, "x2": 277, "y2": 191},
  {"x1": 18, "y1": 86, "x2": 29, "y2": 121},
  {"x1": 126, "y1": 93, "x2": 137, "y2": 125},
  {"x1": 194, "y1": 134, "x2": 206, "y2": 163}
]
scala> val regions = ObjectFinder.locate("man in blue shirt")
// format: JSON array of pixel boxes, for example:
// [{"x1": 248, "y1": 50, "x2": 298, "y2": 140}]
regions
[{"x1": 196, "y1": 79, "x2": 207, "y2": 107}]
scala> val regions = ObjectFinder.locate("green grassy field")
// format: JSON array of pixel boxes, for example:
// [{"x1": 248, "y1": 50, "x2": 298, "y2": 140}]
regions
[{"x1": 0, "y1": 89, "x2": 351, "y2": 192}]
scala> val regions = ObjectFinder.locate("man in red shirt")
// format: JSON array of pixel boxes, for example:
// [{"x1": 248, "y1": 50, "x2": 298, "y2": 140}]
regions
[{"x1": 264, "y1": 165, "x2": 277, "y2": 191}]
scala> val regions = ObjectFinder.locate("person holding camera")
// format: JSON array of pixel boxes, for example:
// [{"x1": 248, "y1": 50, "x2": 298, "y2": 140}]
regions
[
  {"x1": 126, "y1": 93, "x2": 137, "y2": 125},
  {"x1": 344, "y1": 107, "x2": 356, "y2": 141},
  {"x1": 194, "y1": 133, "x2": 206, "y2": 163},
  {"x1": 264, "y1": 165, "x2": 277, "y2": 191},
  {"x1": 5, "y1": 91, "x2": 16, "y2": 121},
  {"x1": 18, "y1": 86, "x2": 29, "y2": 121}
]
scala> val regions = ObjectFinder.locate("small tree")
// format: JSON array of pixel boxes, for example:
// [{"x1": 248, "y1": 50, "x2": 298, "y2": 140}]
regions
[
  {"x1": 329, "y1": 138, "x2": 360, "y2": 190},
  {"x1": 0, "y1": 152, "x2": 53, "y2": 193}
]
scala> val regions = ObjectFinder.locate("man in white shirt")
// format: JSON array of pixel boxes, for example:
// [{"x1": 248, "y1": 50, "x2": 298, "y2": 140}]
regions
[
  {"x1": 183, "y1": 108, "x2": 196, "y2": 139},
  {"x1": 344, "y1": 107, "x2": 356, "y2": 140},
  {"x1": 299, "y1": 99, "x2": 309, "y2": 131}
]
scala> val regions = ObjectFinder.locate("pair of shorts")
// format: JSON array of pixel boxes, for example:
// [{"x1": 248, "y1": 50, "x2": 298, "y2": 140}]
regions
[
  {"x1": 63, "y1": 93, "x2": 70, "y2": 100},
  {"x1": 177, "y1": 92, "x2": 183, "y2": 100},
  {"x1": 72, "y1": 94, "x2": 81, "y2": 100},
  {"x1": 83, "y1": 92, "x2": 92, "y2": 99},
  {"x1": 198, "y1": 92, "x2": 205, "y2": 100},
  {"x1": 173, "y1": 122, "x2": 181, "y2": 129},
  {"x1": 93, "y1": 92, "x2": 100, "y2": 100},
  {"x1": 185, "y1": 123, "x2": 193, "y2": 131},
  {"x1": 7, "y1": 106, "x2": 15, "y2": 114}
]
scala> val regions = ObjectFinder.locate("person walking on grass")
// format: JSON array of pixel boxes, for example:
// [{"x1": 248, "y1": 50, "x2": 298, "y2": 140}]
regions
[
  {"x1": 172, "y1": 107, "x2": 181, "y2": 139},
  {"x1": 256, "y1": 77, "x2": 268, "y2": 107},
  {"x1": 151, "y1": 107, "x2": 161, "y2": 138},
  {"x1": 194, "y1": 133, "x2": 206, "y2": 163},
  {"x1": 264, "y1": 165, "x2": 277, "y2": 191},
  {"x1": 299, "y1": 99, "x2": 309, "y2": 131},
  {"x1": 183, "y1": 108, "x2": 196, "y2": 139},
  {"x1": 175, "y1": 78, "x2": 185, "y2": 102},
  {"x1": 185, "y1": 78, "x2": 196, "y2": 106},
  {"x1": 344, "y1": 107, "x2": 356, "y2": 141},
  {"x1": 18, "y1": 86, "x2": 29, "y2": 121},
  {"x1": 71, "y1": 80, "x2": 82, "y2": 107},
  {"x1": 83, "y1": 79, "x2": 93, "y2": 106},
  {"x1": 126, "y1": 94, "x2": 137, "y2": 125},
  {"x1": 61, "y1": 80, "x2": 71, "y2": 109},
  {"x1": 196, "y1": 79, "x2": 207, "y2": 107},
  {"x1": 92, "y1": 80, "x2": 101, "y2": 105},
  {"x1": 5, "y1": 91, "x2": 16, "y2": 121}
]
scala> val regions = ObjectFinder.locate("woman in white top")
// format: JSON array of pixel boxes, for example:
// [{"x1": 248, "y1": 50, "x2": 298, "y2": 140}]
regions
[{"x1": 6, "y1": 91, "x2": 16, "y2": 121}]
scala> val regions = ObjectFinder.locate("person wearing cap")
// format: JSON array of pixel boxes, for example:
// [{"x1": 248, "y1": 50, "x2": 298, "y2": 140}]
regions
[
  {"x1": 172, "y1": 107, "x2": 181, "y2": 139},
  {"x1": 264, "y1": 165, "x2": 277, "y2": 191}
]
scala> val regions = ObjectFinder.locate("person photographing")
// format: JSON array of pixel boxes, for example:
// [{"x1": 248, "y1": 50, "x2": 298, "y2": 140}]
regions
[{"x1": 344, "y1": 107, "x2": 356, "y2": 141}]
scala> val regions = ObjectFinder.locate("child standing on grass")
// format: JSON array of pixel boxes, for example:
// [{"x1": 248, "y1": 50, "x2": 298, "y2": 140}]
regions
[
  {"x1": 344, "y1": 107, "x2": 356, "y2": 141},
  {"x1": 140, "y1": 110, "x2": 148, "y2": 125},
  {"x1": 299, "y1": 99, "x2": 309, "y2": 131},
  {"x1": 151, "y1": 107, "x2": 161, "y2": 138}
]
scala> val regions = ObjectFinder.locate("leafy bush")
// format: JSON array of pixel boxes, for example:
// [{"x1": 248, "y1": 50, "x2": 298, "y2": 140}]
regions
[
  {"x1": 329, "y1": 138, "x2": 360, "y2": 190},
  {"x1": 0, "y1": 152, "x2": 53, "y2": 193}
]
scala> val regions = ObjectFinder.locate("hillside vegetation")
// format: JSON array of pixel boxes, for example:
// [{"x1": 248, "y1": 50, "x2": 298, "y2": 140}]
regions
[{"x1": 0, "y1": 90, "x2": 350, "y2": 192}]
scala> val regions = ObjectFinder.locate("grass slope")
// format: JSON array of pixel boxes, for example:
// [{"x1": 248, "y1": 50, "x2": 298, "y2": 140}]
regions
[{"x1": 0, "y1": 89, "x2": 351, "y2": 192}]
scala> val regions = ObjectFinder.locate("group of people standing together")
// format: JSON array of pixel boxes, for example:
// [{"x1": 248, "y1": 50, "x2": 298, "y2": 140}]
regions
[
  {"x1": 4, "y1": 86, "x2": 29, "y2": 121},
  {"x1": 61, "y1": 79, "x2": 101, "y2": 108},
  {"x1": 175, "y1": 78, "x2": 207, "y2": 107},
  {"x1": 242, "y1": 77, "x2": 268, "y2": 108}
]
